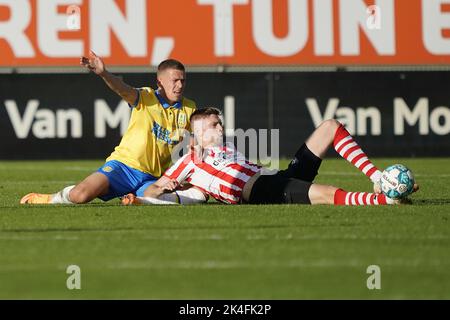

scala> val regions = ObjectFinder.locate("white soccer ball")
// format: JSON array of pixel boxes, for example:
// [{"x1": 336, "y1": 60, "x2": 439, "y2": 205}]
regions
[{"x1": 380, "y1": 164, "x2": 415, "y2": 199}]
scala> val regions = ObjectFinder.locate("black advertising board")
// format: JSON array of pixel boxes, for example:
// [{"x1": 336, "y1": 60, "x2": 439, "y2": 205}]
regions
[{"x1": 0, "y1": 71, "x2": 448, "y2": 159}]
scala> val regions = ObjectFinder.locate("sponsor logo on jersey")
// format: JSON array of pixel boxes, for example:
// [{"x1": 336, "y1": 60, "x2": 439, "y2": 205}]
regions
[
  {"x1": 152, "y1": 121, "x2": 179, "y2": 145},
  {"x1": 177, "y1": 113, "x2": 187, "y2": 128},
  {"x1": 102, "y1": 166, "x2": 113, "y2": 173}
]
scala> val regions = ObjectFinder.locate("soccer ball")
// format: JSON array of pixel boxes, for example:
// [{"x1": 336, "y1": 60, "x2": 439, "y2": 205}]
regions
[{"x1": 380, "y1": 164, "x2": 415, "y2": 199}]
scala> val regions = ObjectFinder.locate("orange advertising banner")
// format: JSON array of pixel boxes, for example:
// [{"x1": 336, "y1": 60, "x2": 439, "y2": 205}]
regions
[{"x1": 0, "y1": 0, "x2": 449, "y2": 67}]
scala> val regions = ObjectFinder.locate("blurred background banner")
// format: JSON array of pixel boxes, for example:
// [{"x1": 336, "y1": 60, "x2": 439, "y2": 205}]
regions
[
  {"x1": 0, "y1": 0, "x2": 450, "y2": 67},
  {"x1": 1, "y1": 71, "x2": 449, "y2": 159},
  {"x1": 0, "y1": 0, "x2": 449, "y2": 159}
]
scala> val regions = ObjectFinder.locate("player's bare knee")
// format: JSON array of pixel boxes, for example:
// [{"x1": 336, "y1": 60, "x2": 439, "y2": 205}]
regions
[
  {"x1": 312, "y1": 185, "x2": 337, "y2": 204},
  {"x1": 320, "y1": 119, "x2": 340, "y2": 133},
  {"x1": 69, "y1": 187, "x2": 92, "y2": 204}
]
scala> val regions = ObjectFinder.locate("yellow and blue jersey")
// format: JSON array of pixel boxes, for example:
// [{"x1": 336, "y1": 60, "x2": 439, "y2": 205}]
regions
[{"x1": 106, "y1": 87, "x2": 196, "y2": 177}]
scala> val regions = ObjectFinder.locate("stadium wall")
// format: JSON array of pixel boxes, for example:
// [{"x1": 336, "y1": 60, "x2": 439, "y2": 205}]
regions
[{"x1": 0, "y1": 71, "x2": 449, "y2": 159}]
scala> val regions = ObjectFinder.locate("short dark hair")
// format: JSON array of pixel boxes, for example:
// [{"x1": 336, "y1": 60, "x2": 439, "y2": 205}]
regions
[
  {"x1": 157, "y1": 59, "x2": 185, "y2": 74},
  {"x1": 190, "y1": 107, "x2": 223, "y2": 124}
]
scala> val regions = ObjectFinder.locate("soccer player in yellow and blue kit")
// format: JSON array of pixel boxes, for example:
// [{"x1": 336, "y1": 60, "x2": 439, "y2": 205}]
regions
[{"x1": 20, "y1": 51, "x2": 197, "y2": 204}]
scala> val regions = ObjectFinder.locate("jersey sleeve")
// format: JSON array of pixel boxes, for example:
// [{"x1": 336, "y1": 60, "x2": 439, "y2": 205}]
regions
[
  {"x1": 164, "y1": 153, "x2": 194, "y2": 184},
  {"x1": 129, "y1": 87, "x2": 155, "y2": 110},
  {"x1": 128, "y1": 88, "x2": 142, "y2": 109}
]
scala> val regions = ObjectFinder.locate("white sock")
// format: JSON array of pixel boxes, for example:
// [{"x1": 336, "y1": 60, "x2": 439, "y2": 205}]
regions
[
  {"x1": 51, "y1": 185, "x2": 75, "y2": 204},
  {"x1": 371, "y1": 170, "x2": 382, "y2": 184},
  {"x1": 176, "y1": 188, "x2": 207, "y2": 204},
  {"x1": 135, "y1": 189, "x2": 207, "y2": 205},
  {"x1": 136, "y1": 196, "x2": 178, "y2": 205}
]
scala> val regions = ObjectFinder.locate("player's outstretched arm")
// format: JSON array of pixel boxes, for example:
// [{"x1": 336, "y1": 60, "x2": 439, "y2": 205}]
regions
[
  {"x1": 144, "y1": 176, "x2": 178, "y2": 199},
  {"x1": 121, "y1": 175, "x2": 207, "y2": 206},
  {"x1": 80, "y1": 50, "x2": 138, "y2": 105}
]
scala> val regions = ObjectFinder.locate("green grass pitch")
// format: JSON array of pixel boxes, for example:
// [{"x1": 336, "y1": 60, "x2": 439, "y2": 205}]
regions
[{"x1": 0, "y1": 158, "x2": 449, "y2": 299}]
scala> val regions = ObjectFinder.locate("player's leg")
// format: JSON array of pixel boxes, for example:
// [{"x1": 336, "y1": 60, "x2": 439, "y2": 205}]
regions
[
  {"x1": 67, "y1": 172, "x2": 109, "y2": 203},
  {"x1": 282, "y1": 119, "x2": 379, "y2": 184},
  {"x1": 248, "y1": 173, "x2": 397, "y2": 205},
  {"x1": 308, "y1": 184, "x2": 396, "y2": 205},
  {"x1": 20, "y1": 172, "x2": 109, "y2": 204},
  {"x1": 21, "y1": 160, "x2": 151, "y2": 205},
  {"x1": 305, "y1": 119, "x2": 382, "y2": 184},
  {"x1": 248, "y1": 174, "x2": 313, "y2": 204},
  {"x1": 94, "y1": 160, "x2": 157, "y2": 202},
  {"x1": 304, "y1": 119, "x2": 339, "y2": 159},
  {"x1": 21, "y1": 160, "x2": 146, "y2": 204},
  {"x1": 331, "y1": 120, "x2": 382, "y2": 183},
  {"x1": 130, "y1": 182, "x2": 207, "y2": 205}
]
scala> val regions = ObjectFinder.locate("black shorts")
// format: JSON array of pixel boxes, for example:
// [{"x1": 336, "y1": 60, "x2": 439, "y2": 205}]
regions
[{"x1": 248, "y1": 144, "x2": 322, "y2": 204}]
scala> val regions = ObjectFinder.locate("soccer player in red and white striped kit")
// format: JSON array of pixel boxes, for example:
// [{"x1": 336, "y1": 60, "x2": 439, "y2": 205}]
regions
[{"x1": 122, "y1": 107, "x2": 418, "y2": 206}]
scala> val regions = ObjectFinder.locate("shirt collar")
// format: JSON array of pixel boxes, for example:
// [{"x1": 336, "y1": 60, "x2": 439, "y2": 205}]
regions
[{"x1": 155, "y1": 90, "x2": 182, "y2": 109}]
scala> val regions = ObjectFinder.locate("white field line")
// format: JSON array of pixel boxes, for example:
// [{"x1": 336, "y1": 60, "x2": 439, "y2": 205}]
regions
[
  {"x1": 63, "y1": 166, "x2": 97, "y2": 171},
  {"x1": 0, "y1": 166, "x2": 94, "y2": 171},
  {"x1": 103, "y1": 258, "x2": 450, "y2": 270},
  {"x1": 0, "y1": 258, "x2": 447, "y2": 272},
  {"x1": 0, "y1": 233, "x2": 448, "y2": 241},
  {"x1": 2, "y1": 172, "x2": 449, "y2": 183},
  {"x1": 0, "y1": 164, "x2": 448, "y2": 177},
  {"x1": 139, "y1": 234, "x2": 450, "y2": 241},
  {"x1": 0, "y1": 235, "x2": 80, "y2": 240},
  {"x1": 2, "y1": 181, "x2": 76, "y2": 185},
  {"x1": 318, "y1": 171, "x2": 450, "y2": 178}
]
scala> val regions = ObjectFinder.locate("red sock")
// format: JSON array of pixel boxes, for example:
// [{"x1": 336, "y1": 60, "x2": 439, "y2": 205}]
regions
[
  {"x1": 334, "y1": 189, "x2": 388, "y2": 206},
  {"x1": 333, "y1": 124, "x2": 382, "y2": 183}
]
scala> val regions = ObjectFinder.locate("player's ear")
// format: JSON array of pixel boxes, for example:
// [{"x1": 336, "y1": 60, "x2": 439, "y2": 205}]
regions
[
  {"x1": 189, "y1": 134, "x2": 195, "y2": 149},
  {"x1": 156, "y1": 78, "x2": 162, "y2": 90},
  {"x1": 189, "y1": 133, "x2": 200, "y2": 149}
]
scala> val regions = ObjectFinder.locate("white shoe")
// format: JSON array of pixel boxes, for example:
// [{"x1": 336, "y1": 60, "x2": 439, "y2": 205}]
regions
[{"x1": 386, "y1": 196, "x2": 412, "y2": 205}]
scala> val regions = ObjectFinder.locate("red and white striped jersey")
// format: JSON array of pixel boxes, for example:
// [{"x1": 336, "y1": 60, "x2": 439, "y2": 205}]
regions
[{"x1": 164, "y1": 144, "x2": 261, "y2": 204}]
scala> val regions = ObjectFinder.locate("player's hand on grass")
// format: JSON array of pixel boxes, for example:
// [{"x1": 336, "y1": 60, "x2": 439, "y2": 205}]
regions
[{"x1": 80, "y1": 50, "x2": 105, "y2": 75}]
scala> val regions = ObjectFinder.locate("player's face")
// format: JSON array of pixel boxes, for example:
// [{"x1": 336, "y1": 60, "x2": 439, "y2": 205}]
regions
[
  {"x1": 157, "y1": 68, "x2": 186, "y2": 104},
  {"x1": 192, "y1": 115, "x2": 223, "y2": 148}
]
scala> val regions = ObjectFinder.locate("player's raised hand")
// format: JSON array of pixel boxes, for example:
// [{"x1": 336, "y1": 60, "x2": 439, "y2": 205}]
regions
[{"x1": 80, "y1": 50, "x2": 105, "y2": 75}]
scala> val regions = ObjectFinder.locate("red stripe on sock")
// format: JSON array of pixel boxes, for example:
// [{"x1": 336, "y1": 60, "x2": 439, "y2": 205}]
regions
[
  {"x1": 343, "y1": 145, "x2": 361, "y2": 159},
  {"x1": 333, "y1": 123, "x2": 381, "y2": 183},
  {"x1": 334, "y1": 188, "x2": 347, "y2": 205},
  {"x1": 334, "y1": 190, "x2": 388, "y2": 206},
  {"x1": 358, "y1": 160, "x2": 372, "y2": 171},
  {"x1": 376, "y1": 194, "x2": 387, "y2": 205},
  {"x1": 350, "y1": 153, "x2": 366, "y2": 165},
  {"x1": 333, "y1": 125, "x2": 350, "y2": 148},
  {"x1": 336, "y1": 139, "x2": 353, "y2": 154},
  {"x1": 361, "y1": 193, "x2": 368, "y2": 205},
  {"x1": 366, "y1": 167, "x2": 378, "y2": 180}
]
